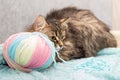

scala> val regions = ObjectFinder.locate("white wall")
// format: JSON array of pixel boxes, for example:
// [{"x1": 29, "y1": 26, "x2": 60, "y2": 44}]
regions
[
  {"x1": 112, "y1": 0, "x2": 120, "y2": 30},
  {"x1": 0, "y1": 0, "x2": 112, "y2": 43}
]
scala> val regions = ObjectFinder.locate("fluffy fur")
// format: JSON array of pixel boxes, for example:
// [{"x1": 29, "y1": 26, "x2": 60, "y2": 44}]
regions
[{"x1": 27, "y1": 7, "x2": 117, "y2": 61}]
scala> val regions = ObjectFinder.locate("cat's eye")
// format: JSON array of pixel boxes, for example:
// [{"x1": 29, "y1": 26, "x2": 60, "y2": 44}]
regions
[{"x1": 51, "y1": 36, "x2": 56, "y2": 40}]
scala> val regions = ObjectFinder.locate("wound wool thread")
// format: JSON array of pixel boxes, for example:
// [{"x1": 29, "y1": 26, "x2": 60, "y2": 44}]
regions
[{"x1": 3, "y1": 32, "x2": 57, "y2": 72}]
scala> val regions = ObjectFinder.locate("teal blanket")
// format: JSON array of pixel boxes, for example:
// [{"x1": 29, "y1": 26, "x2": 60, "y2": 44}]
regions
[{"x1": 0, "y1": 44, "x2": 120, "y2": 80}]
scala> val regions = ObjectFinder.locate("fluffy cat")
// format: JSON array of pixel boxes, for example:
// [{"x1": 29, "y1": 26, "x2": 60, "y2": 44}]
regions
[{"x1": 27, "y1": 7, "x2": 117, "y2": 61}]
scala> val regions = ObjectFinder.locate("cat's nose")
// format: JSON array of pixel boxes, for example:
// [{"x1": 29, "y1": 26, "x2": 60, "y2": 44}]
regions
[
  {"x1": 59, "y1": 44, "x2": 63, "y2": 47},
  {"x1": 58, "y1": 41, "x2": 63, "y2": 47}
]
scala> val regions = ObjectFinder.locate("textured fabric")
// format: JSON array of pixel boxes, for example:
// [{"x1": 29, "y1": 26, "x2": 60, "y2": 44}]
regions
[{"x1": 0, "y1": 43, "x2": 120, "y2": 80}]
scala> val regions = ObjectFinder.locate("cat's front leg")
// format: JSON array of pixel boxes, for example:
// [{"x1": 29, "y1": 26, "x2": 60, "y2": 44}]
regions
[{"x1": 55, "y1": 50, "x2": 74, "y2": 62}]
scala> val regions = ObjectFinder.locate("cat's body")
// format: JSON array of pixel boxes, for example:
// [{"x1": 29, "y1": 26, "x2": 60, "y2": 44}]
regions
[{"x1": 27, "y1": 7, "x2": 117, "y2": 61}]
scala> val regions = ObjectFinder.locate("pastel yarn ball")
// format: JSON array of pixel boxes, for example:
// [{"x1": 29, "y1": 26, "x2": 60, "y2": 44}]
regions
[{"x1": 3, "y1": 32, "x2": 56, "y2": 72}]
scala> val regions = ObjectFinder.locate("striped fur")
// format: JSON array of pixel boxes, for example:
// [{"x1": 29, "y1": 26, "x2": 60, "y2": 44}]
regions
[{"x1": 27, "y1": 7, "x2": 117, "y2": 61}]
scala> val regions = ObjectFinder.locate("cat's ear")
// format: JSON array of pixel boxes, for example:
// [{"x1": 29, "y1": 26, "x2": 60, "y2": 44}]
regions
[
  {"x1": 60, "y1": 17, "x2": 70, "y2": 23},
  {"x1": 60, "y1": 17, "x2": 70, "y2": 30},
  {"x1": 33, "y1": 15, "x2": 47, "y2": 31}
]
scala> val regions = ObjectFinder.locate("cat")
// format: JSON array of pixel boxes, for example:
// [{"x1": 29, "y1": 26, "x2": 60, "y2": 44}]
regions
[{"x1": 27, "y1": 7, "x2": 117, "y2": 61}]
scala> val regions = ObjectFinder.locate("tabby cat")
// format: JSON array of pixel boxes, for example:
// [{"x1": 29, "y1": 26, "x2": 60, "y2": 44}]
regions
[{"x1": 27, "y1": 7, "x2": 117, "y2": 61}]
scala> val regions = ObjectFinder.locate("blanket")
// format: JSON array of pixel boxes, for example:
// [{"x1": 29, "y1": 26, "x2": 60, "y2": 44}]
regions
[{"x1": 0, "y1": 44, "x2": 120, "y2": 80}]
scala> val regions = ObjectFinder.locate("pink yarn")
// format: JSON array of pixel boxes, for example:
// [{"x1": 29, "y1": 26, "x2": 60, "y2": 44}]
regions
[{"x1": 25, "y1": 36, "x2": 52, "y2": 68}]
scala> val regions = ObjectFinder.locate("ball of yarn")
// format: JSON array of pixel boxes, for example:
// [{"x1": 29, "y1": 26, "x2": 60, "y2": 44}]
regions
[{"x1": 3, "y1": 32, "x2": 56, "y2": 72}]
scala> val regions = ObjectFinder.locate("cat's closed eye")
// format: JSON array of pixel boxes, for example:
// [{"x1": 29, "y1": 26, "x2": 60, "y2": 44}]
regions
[{"x1": 51, "y1": 36, "x2": 56, "y2": 40}]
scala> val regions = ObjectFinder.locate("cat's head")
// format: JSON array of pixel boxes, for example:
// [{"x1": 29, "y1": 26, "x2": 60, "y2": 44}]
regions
[{"x1": 28, "y1": 16, "x2": 69, "y2": 50}]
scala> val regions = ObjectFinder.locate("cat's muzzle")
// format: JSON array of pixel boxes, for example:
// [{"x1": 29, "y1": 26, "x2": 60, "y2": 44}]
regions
[{"x1": 56, "y1": 46, "x2": 63, "y2": 51}]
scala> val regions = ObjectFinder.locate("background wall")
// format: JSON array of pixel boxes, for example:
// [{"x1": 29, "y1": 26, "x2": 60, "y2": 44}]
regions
[
  {"x1": 112, "y1": 0, "x2": 120, "y2": 30},
  {"x1": 0, "y1": 0, "x2": 112, "y2": 43}
]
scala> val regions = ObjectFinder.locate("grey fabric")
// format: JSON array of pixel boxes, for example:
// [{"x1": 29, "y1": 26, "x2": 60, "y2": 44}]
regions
[{"x1": 0, "y1": 0, "x2": 112, "y2": 43}]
